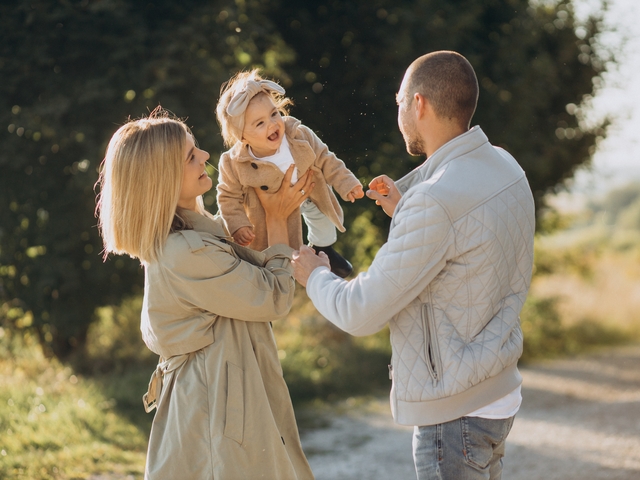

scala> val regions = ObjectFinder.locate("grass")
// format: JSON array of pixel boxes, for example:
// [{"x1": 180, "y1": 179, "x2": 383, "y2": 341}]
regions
[
  {"x1": 0, "y1": 333, "x2": 149, "y2": 479},
  {"x1": 273, "y1": 288, "x2": 392, "y2": 403},
  {"x1": 520, "y1": 222, "x2": 640, "y2": 362}
]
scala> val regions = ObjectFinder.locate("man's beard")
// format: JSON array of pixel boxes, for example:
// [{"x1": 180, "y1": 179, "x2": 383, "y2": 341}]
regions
[{"x1": 405, "y1": 133, "x2": 426, "y2": 157}]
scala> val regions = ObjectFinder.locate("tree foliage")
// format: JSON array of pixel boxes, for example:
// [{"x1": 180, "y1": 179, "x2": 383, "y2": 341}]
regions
[
  {"x1": 0, "y1": 0, "x2": 288, "y2": 358},
  {"x1": 264, "y1": 0, "x2": 608, "y2": 220},
  {"x1": 0, "y1": 0, "x2": 610, "y2": 358}
]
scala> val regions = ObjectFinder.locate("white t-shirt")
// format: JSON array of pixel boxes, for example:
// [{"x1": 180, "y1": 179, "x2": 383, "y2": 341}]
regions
[
  {"x1": 466, "y1": 385, "x2": 522, "y2": 419},
  {"x1": 248, "y1": 135, "x2": 298, "y2": 184}
]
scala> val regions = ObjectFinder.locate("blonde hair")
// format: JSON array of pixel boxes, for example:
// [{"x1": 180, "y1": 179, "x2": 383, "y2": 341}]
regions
[
  {"x1": 96, "y1": 108, "x2": 204, "y2": 264},
  {"x1": 216, "y1": 69, "x2": 293, "y2": 148}
]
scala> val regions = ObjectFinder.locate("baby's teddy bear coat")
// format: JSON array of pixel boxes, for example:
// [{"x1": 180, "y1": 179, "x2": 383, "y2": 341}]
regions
[{"x1": 216, "y1": 116, "x2": 361, "y2": 251}]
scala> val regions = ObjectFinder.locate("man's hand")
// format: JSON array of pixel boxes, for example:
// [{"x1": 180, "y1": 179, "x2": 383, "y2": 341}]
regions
[
  {"x1": 292, "y1": 245, "x2": 331, "y2": 287},
  {"x1": 346, "y1": 184, "x2": 365, "y2": 203},
  {"x1": 367, "y1": 175, "x2": 401, "y2": 217},
  {"x1": 233, "y1": 226, "x2": 255, "y2": 246}
]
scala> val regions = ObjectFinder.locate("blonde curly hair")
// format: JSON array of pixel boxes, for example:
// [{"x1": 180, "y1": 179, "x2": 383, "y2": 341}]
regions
[{"x1": 216, "y1": 69, "x2": 293, "y2": 148}]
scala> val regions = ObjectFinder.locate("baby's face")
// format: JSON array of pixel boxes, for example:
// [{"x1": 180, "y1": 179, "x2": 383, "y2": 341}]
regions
[{"x1": 242, "y1": 93, "x2": 285, "y2": 158}]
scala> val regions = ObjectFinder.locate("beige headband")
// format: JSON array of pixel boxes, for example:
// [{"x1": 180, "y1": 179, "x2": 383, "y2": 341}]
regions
[{"x1": 226, "y1": 79, "x2": 286, "y2": 140}]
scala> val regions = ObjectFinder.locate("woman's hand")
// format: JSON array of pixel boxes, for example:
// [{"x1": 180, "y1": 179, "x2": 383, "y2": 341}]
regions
[{"x1": 255, "y1": 166, "x2": 315, "y2": 246}]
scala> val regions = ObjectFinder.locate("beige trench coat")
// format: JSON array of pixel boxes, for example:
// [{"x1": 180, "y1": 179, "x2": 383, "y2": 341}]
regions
[
  {"x1": 216, "y1": 116, "x2": 361, "y2": 251},
  {"x1": 141, "y1": 210, "x2": 314, "y2": 480}
]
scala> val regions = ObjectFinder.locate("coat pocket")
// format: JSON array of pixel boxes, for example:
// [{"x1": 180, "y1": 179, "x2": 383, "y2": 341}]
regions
[
  {"x1": 421, "y1": 303, "x2": 442, "y2": 383},
  {"x1": 223, "y1": 362, "x2": 244, "y2": 444}
]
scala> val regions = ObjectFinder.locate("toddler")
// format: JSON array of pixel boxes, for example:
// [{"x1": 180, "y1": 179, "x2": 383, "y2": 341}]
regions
[{"x1": 215, "y1": 70, "x2": 364, "y2": 277}]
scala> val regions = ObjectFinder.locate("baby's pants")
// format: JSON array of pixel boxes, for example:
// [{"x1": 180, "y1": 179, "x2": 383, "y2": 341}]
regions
[{"x1": 300, "y1": 198, "x2": 336, "y2": 247}]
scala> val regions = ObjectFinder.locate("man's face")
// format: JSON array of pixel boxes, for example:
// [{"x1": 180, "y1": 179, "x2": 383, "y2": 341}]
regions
[{"x1": 397, "y1": 73, "x2": 426, "y2": 156}]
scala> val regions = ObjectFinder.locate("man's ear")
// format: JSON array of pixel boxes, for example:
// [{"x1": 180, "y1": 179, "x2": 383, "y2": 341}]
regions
[{"x1": 414, "y1": 92, "x2": 427, "y2": 119}]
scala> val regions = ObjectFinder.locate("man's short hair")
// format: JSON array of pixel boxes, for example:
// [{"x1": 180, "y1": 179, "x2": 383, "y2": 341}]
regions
[{"x1": 407, "y1": 51, "x2": 479, "y2": 128}]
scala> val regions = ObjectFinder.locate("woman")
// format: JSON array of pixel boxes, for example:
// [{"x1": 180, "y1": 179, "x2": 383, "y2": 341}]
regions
[{"x1": 96, "y1": 108, "x2": 315, "y2": 479}]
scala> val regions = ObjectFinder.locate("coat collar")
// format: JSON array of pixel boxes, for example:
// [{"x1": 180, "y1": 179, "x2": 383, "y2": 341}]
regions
[
  {"x1": 396, "y1": 126, "x2": 488, "y2": 194},
  {"x1": 180, "y1": 209, "x2": 230, "y2": 240}
]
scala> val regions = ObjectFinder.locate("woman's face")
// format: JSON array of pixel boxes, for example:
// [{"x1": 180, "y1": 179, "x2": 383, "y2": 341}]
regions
[
  {"x1": 178, "y1": 132, "x2": 212, "y2": 211},
  {"x1": 241, "y1": 93, "x2": 285, "y2": 158}
]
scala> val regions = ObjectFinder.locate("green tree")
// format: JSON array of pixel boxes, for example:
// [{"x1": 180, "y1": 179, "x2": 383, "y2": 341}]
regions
[
  {"x1": 0, "y1": 0, "x2": 290, "y2": 358},
  {"x1": 262, "y1": 0, "x2": 610, "y2": 253},
  {"x1": 0, "y1": 0, "x2": 611, "y2": 359}
]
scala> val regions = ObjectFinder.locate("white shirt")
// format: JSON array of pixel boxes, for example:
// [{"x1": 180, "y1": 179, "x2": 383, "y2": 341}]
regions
[
  {"x1": 249, "y1": 135, "x2": 298, "y2": 184},
  {"x1": 466, "y1": 385, "x2": 522, "y2": 419}
]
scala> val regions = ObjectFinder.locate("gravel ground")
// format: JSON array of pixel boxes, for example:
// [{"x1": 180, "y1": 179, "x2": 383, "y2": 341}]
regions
[{"x1": 299, "y1": 345, "x2": 640, "y2": 480}]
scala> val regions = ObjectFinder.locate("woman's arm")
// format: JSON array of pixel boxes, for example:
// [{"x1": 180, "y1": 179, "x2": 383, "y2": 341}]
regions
[{"x1": 160, "y1": 168, "x2": 314, "y2": 322}]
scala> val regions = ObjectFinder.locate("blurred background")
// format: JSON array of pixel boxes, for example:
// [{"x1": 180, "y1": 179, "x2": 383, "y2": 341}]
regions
[{"x1": 1, "y1": 0, "x2": 639, "y2": 478}]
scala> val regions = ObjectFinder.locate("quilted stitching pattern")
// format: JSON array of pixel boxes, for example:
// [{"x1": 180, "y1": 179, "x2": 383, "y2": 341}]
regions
[{"x1": 389, "y1": 175, "x2": 534, "y2": 403}]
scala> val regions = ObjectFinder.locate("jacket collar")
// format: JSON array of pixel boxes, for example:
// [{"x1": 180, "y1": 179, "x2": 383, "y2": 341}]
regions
[{"x1": 396, "y1": 126, "x2": 488, "y2": 193}]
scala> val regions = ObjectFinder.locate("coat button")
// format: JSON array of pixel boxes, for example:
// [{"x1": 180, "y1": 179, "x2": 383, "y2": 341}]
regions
[
  {"x1": 251, "y1": 162, "x2": 258, "y2": 169},
  {"x1": 260, "y1": 185, "x2": 268, "y2": 191}
]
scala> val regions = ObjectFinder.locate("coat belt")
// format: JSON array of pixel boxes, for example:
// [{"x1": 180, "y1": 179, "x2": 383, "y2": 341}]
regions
[{"x1": 142, "y1": 353, "x2": 192, "y2": 413}]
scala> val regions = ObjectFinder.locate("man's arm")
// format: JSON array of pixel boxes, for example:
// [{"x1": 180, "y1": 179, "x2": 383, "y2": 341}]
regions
[{"x1": 295, "y1": 189, "x2": 454, "y2": 336}]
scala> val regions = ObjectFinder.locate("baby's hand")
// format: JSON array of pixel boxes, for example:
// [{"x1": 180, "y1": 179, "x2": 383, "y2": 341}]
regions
[
  {"x1": 233, "y1": 226, "x2": 255, "y2": 246},
  {"x1": 346, "y1": 184, "x2": 365, "y2": 203}
]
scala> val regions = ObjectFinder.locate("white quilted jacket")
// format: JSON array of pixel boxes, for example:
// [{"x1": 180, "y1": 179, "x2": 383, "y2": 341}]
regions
[{"x1": 306, "y1": 126, "x2": 535, "y2": 426}]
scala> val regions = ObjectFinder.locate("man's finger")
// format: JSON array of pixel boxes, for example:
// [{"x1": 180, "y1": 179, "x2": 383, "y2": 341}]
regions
[{"x1": 366, "y1": 189, "x2": 385, "y2": 202}]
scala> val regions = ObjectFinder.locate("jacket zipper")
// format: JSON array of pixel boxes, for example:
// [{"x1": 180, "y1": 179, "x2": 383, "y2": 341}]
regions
[{"x1": 421, "y1": 299, "x2": 442, "y2": 384}]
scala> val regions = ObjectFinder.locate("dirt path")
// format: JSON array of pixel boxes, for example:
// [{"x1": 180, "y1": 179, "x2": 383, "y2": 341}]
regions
[{"x1": 299, "y1": 345, "x2": 640, "y2": 480}]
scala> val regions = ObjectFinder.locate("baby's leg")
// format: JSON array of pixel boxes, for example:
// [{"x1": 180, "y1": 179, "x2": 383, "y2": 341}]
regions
[
  {"x1": 300, "y1": 200, "x2": 352, "y2": 278},
  {"x1": 300, "y1": 199, "x2": 336, "y2": 247}
]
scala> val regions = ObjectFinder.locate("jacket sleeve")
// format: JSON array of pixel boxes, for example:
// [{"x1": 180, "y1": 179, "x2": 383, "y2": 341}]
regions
[
  {"x1": 164, "y1": 238, "x2": 295, "y2": 322},
  {"x1": 216, "y1": 151, "x2": 254, "y2": 236},
  {"x1": 298, "y1": 124, "x2": 361, "y2": 200},
  {"x1": 306, "y1": 189, "x2": 454, "y2": 336}
]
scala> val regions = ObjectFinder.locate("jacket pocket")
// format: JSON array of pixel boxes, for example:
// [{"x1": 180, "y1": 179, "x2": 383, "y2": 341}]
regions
[
  {"x1": 421, "y1": 303, "x2": 442, "y2": 383},
  {"x1": 223, "y1": 362, "x2": 244, "y2": 444}
]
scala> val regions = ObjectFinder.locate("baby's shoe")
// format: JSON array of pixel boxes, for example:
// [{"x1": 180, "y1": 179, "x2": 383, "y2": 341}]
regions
[{"x1": 310, "y1": 245, "x2": 353, "y2": 278}]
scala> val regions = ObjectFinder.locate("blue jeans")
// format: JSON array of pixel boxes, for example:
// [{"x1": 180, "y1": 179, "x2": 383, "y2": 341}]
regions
[{"x1": 413, "y1": 416, "x2": 515, "y2": 480}]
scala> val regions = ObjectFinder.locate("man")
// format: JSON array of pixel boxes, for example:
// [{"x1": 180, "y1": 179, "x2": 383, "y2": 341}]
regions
[{"x1": 292, "y1": 51, "x2": 535, "y2": 479}]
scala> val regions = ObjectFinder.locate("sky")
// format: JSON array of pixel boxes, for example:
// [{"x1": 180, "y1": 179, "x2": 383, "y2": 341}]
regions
[{"x1": 552, "y1": 0, "x2": 640, "y2": 209}]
